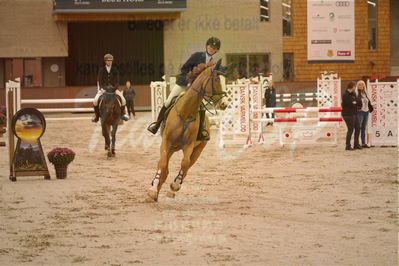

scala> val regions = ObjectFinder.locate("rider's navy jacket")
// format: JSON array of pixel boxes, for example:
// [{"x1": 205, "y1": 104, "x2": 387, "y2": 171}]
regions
[
  {"x1": 176, "y1": 52, "x2": 207, "y2": 87},
  {"x1": 98, "y1": 65, "x2": 119, "y2": 89}
]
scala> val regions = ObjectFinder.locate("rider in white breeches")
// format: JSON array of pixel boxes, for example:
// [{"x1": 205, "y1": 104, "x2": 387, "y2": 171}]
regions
[
  {"x1": 92, "y1": 54, "x2": 129, "y2": 122},
  {"x1": 147, "y1": 37, "x2": 222, "y2": 141}
]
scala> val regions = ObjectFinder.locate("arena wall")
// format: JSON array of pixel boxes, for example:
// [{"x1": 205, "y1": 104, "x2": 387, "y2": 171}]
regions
[
  {"x1": 283, "y1": 0, "x2": 391, "y2": 81},
  {"x1": 164, "y1": 0, "x2": 284, "y2": 81},
  {"x1": 0, "y1": 0, "x2": 68, "y2": 58}
]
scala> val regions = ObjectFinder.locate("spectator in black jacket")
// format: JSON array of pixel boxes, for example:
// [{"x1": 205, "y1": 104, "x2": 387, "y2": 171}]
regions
[
  {"x1": 264, "y1": 80, "x2": 277, "y2": 125},
  {"x1": 147, "y1": 37, "x2": 221, "y2": 140},
  {"x1": 341, "y1": 81, "x2": 362, "y2": 150}
]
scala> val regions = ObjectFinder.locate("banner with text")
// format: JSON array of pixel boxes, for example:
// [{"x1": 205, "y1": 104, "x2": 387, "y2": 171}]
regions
[
  {"x1": 307, "y1": 0, "x2": 355, "y2": 63},
  {"x1": 53, "y1": 0, "x2": 186, "y2": 13}
]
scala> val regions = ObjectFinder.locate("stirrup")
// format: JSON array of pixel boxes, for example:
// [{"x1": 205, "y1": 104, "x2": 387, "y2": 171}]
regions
[{"x1": 121, "y1": 114, "x2": 129, "y2": 121}]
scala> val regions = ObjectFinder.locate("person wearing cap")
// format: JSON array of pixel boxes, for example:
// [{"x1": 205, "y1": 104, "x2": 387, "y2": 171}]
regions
[
  {"x1": 92, "y1": 54, "x2": 129, "y2": 123},
  {"x1": 147, "y1": 37, "x2": 221, "y2": 140}
]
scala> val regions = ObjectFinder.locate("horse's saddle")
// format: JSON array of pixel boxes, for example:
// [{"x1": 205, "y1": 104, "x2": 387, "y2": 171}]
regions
[
  {"x1": 164, "y1": 92, "x2": 188, "y2": 121},
  {"x1": 99, "y1": 93, "x2": 123, "y2": 109}
]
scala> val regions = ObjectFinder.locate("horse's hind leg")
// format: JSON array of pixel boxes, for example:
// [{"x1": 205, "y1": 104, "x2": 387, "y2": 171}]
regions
[
  {"x1": 148, "y1": 144, "x2": 173, "y2": 201},
  {"x1": 170, "y1": 143, "x2": 202, "y2": 193}
]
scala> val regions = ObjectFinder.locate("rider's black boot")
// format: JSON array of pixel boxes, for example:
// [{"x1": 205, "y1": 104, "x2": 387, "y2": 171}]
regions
[
  {"x1": 147, "y1": 105, "x2": 167, "y2": 134},
  {"x1": 91, "y1": 105, "x2": 100, "y2": 123},
  {"x1": 197, "y1": 109, "x2": 210, "y2": 141}
]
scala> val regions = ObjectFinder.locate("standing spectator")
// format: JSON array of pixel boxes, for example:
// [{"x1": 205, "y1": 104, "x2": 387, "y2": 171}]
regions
[
  {"x1": 264, "y1": 80, "x2": 277, "y2": 126},
  {"x1": 341, "y1": 81, "x2": 362, "y2": 150},
  {"x1": 356, "y1": 80, "x2": 373, "y2": 148},
  {"x1": 123, "y1": 80, "x2": 136, "y2": 118}
]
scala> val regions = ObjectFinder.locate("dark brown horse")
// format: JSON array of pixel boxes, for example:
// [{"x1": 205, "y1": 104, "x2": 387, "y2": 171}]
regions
[
  {"x1": 147, "y1": 59, "x2": 228, "y2": 201},
  {"x1": 99, "y1": 88, "x2": 121, "y2": 158}
]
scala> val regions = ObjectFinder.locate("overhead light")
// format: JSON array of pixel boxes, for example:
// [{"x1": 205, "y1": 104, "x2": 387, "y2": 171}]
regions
[
  {"x1": 282, "y1": 3, "x2": 291, "y2": 8},
  {"x1": 260, "y1": 15, "x2": 269, "y2": 19},
  {"x1": 260, "y1": 6, "x2": 269, "y2": 10},
  {"x1": 367, "y1": 1, "x2": 376, "y2": 7}
]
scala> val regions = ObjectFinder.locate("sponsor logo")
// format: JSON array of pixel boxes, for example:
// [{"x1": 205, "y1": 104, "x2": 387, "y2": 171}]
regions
[
  {"x1": 312, "y1": 29, "x2": 328, "y2": 33},
  {"x1": 312, "y1": 14, "x2": 325, "y2": 19},
  {"x1": 333, "y1": 28, "x2": 338, "y2": 33},
  {"x1": 158, "y1": 0, "x2": 173, "y2": 4},
  {"x1": 327, "y1": 50, "x2": 334, "y2": 57},
  {"x1": 311, "y1": 40, "x2": 332, "y2": 44},
  {"x1": 337, "y1": 51, "x2": 351, "y2": 56},
  {"x1": 338, "y1": 15, "x2": 351, "y2": 19},
  {"x1": 339, "y1": 29, "x2": 351, "y2": 32},
  {"x1": 336, "y1": 1, "x2": 350, "y2": 7},
  {"x1": 329, "y1": 12, "x2": 335, "y2": 21},
  {"x1": 74, "y1": 0, "x2": 90, "y2": 5}
]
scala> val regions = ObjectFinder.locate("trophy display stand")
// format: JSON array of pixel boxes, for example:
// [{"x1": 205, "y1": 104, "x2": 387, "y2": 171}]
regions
[{"x1": 9, "y1": 108, "x2": 50, "y2": 181}]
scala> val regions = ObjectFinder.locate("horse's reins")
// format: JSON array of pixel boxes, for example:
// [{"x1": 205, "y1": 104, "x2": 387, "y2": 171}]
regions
[{"x1": 190, "y1": 72, "x2": 226, "y2": 115}]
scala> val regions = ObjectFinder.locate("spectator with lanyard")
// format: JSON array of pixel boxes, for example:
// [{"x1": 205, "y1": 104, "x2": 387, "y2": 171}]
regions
[{"x1": 356, "y1": 80, "x2": 373, "y2": 148}]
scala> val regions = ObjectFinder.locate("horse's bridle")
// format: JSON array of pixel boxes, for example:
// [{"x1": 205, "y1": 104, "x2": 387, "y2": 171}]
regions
[{"x1": 191, "y1": 71, "x2": 226, "y2": 105}]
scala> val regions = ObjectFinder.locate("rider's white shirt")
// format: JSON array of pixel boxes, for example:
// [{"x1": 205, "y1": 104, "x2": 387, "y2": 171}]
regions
[{"x1": 206, "y1": 53, "x2": 213, "y2": 64}]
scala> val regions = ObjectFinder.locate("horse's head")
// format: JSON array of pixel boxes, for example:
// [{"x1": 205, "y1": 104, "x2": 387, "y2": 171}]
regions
[{"x1": 199, "y1": 59, "x2": 228, "y2": 110}]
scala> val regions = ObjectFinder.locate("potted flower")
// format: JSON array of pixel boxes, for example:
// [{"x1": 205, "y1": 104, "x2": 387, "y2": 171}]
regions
[
  {"x1": 0, "y1": 113, "x2": 6, "y2": 138},
  {"x1": 47, "y1": 147, "x2": 76, "y2": 179}
]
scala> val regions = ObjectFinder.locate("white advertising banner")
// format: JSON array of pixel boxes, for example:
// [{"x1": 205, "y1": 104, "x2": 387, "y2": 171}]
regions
[{"x1": 307, "y1": 0, "x2": 355, "y2": 63}]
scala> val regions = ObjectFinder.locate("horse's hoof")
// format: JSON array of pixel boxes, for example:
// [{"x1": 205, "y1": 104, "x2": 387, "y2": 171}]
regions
[
  {"x1": 170, "y1": 182, "x2": 181, "y2": 192},
  {"x1": 144, "y1": 196, "x2": 157, "y2": 203},
  {"x1": 166, "y1": 191, "x2": 176, "y2": 198},
  {"x1": 147, "y1": 187, "x2": 158, "y2": 201}
]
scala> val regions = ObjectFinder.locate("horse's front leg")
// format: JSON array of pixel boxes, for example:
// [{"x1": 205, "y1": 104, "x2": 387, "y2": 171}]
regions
[
  {"x1": 102, "y1": 123, "x2": 112, "y2": 157},
  {"x1": 170, "y1": 143, "x2": 196, "y2": 193},
  {"x1": 110, "y1": 121, "x2": 119, "y2": 157},
  {"x1": 148, "y1": 143, "x2": 173, "y2": 201}
]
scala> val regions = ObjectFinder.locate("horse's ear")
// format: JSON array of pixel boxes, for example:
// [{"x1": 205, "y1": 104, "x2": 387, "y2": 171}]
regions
[
  {"x1": 212, "y1": 59, "x2": 222, "y2": 73},
  {"x1": 220, "y1": 63, "x2": 232, "y2": 74}
]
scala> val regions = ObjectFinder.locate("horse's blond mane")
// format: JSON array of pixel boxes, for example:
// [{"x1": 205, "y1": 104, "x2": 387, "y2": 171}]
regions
[{"x1": 185, "y1": 61, "x2": 216, "y2": 84}]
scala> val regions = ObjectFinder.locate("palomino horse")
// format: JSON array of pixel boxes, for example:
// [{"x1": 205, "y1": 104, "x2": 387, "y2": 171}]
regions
[
  {"x1": 147, "y1": 59, "x2": 228, "y2": 201},
  {"x1": 99, "y1": 88, "x2": 121, "y2": 158}
]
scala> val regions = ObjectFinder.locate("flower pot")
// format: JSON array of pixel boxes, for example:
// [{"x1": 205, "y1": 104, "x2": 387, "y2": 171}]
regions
[
  {"x1": 0, "y1": 124, "x2": 4, "y2": 137},
  {"x1": 55, "y1": 165, "x2": 68, "y2": 179}
]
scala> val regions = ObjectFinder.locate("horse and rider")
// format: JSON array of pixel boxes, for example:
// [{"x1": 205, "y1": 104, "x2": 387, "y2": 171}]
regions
[
  {"x1": 92, "y1": 54, "x2": 129, "y2": 157},
  {"x1": 92, "y1": 54, "x2": 129, "y2": 123},
  {"x1": 147, "y1": 37, "x2": 222, "y2": 141},
  {"x1": 146, "y1": 37, "x2": 229, "y2": 201}
]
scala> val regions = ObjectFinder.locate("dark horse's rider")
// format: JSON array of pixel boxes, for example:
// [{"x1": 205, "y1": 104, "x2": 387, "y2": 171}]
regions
[
  {"x1": 147, "y1": 37, "x2": 221, "y2": 141},
  {"x1": 92, "y1": 54, "x2": 129, "y2": 123}
]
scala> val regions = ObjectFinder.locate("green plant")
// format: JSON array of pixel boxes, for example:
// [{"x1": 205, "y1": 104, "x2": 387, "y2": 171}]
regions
[
  {"x1": 0, "y1": 113, "x2": 6, "y2": 126},
  {"x1": 47, "y1": 147, "x2": 76, "y2": 167}
]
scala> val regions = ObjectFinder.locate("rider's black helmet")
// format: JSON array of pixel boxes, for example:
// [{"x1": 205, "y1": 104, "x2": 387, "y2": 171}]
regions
[{"x1": 206, "y1": 37, "x2": 221, "y2": 50}]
